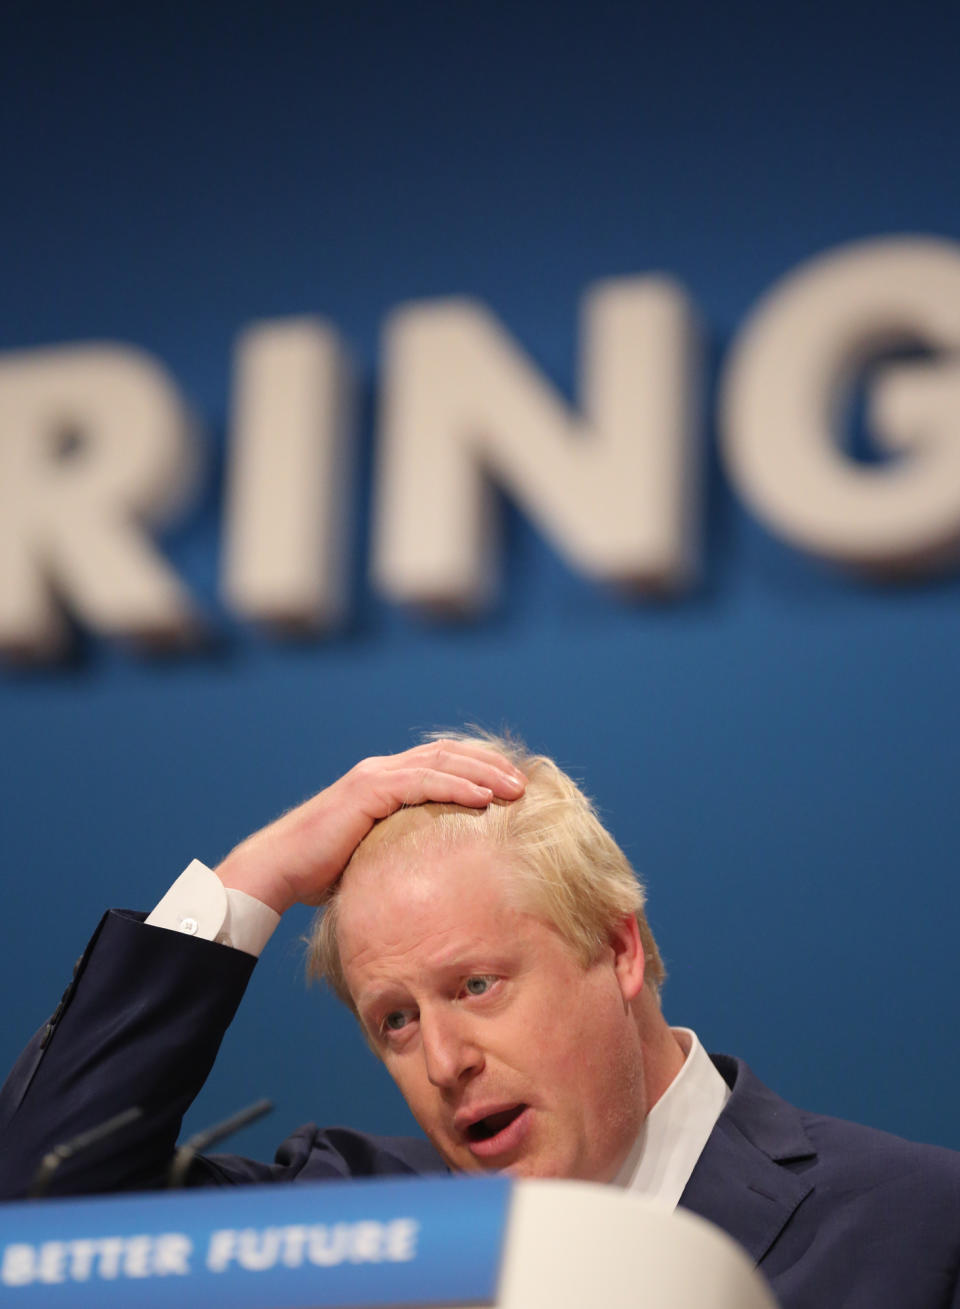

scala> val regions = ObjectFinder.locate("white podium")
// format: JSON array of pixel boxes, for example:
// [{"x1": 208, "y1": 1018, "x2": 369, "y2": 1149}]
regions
[{"x1": 471, "y1": 1180, "x2": 779, "y2": 1308}]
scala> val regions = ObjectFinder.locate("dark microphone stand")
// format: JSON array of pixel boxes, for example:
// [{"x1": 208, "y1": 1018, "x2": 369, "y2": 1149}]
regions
[
  {"x1": 166, "y1": 1098, "x2": 273, "y2": 1189},
  {"x1": 28, "y1": 1106, "x2": 144, "y2": 1199}
]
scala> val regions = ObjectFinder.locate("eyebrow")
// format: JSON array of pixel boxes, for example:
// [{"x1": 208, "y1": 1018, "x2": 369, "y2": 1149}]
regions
[
  {"x1": 354, "y1": 984, "x2": 411, "y2": 1019},
  {"x1": 356, "y1": 951, "x2": 514, "y2": 1013}
]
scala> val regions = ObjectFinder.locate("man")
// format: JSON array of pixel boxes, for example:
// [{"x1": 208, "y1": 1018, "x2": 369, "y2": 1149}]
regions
[{"x1": 1, "y1": 734, "x2": 959, "y2": 1309}]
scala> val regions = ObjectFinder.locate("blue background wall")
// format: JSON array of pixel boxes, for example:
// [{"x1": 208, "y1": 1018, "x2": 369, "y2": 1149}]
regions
[{"x1": 2, "y1": 0, "x2": 958, "y2": 1163}]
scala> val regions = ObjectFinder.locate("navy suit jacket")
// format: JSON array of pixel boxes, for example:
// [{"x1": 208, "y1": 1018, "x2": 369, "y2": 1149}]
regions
[{"x1": 2, "y1": 909, "x2": 959, "y2": 1308}]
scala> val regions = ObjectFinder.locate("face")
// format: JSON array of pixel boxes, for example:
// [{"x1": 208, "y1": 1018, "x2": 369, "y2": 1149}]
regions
[{"x1": 336, "y1": 840, "x2": 648, "y2": 1181}]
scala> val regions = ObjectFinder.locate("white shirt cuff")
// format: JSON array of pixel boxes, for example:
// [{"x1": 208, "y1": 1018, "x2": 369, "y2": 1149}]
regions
[{"x1": 145, "y1": 859, "x2": 281, "y2": 958}]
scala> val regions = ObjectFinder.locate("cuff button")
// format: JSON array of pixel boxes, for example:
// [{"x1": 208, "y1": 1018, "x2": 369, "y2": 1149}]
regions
[{"x1": 179, "y1": 916, "x2": 200, "y2": 936}]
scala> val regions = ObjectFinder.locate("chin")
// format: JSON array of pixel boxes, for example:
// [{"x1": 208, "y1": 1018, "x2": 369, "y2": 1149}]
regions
[{"x1": 498, "y1": 1156, "x2": 569, "y2": 1180}]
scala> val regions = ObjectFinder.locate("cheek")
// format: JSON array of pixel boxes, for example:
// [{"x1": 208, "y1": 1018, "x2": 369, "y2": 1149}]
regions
[
  {"x1": 549, "y1": 983, "x2": 634, "y2": 1093},
  {"x1": 385, "y1": 1057, "x2": 453, "y2": 1137},
  {"x1": 383, "y1": 1059, "x2": 425, "y2": 1113},
  {"x1": 524, "y1": 993, "x2": 609, "y2": 1090},
  {"x1": 391, "y1": 1074, "x2": 442, "y2": 1141}
]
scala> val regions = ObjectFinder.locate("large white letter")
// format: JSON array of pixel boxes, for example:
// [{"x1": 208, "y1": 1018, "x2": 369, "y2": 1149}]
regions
[
  {"x1": 222, "y1": 319, "x2": 354, "y2": 632},
  {"x1": 0, "y1": 345, "x2": 200, "y2": 659},
  {"x1": 372, "y1": 278, "x2": 701, "y2": 612},
  {"x1": 720, "y1": 236, "x2": 960, "y2": 572}
]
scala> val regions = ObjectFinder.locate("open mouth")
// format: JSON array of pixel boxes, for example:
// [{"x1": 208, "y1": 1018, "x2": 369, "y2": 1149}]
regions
[{"x1": 466, "y1": 1105, "x2": 527, "y2": 1143}]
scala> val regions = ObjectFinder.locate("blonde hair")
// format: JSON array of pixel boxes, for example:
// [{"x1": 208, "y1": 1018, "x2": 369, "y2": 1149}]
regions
[{"x1": 306, "y1": 730, "x2": 665, "y2": 1012}]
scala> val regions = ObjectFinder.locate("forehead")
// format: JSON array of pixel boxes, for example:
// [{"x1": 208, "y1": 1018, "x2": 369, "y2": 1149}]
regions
[
  {"x1": 339, "y1": 837, "x2": 516, "y2": 933},
  {"x1": 335, "y1": 839, "x2": 541, "y2": 983}
]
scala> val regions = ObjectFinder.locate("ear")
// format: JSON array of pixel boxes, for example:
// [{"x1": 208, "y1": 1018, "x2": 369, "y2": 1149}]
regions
[{"x1": 608, "y1": 914, "x2": 645, "y2": 1002}]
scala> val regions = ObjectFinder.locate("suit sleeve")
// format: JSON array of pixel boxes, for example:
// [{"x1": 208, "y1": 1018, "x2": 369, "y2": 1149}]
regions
[{"x1": 0, "y1": 909, "x2": 256, "y2": 1199}]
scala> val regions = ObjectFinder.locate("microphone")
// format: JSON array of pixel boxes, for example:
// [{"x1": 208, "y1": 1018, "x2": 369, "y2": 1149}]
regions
[
  {"x1": 28, "y1": 1105, "x2": 144, "y2": 1199},
  {"x1": 166, "y1": 1097, "x2": 273, "y2": 1188}
]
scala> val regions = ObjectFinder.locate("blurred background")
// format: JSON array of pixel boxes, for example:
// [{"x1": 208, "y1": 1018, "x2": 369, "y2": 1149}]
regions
[{"x1": 1, "y1": 0, "x2": 958, "y2": 1164}]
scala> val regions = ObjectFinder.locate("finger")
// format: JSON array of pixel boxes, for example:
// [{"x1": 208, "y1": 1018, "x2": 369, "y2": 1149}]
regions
[
  {"x1": 391, "y1": 740, "x2": 526, "y2": 795},
  {"x1": 368, "y1": 765, "x2": 512, "y2": 816}
]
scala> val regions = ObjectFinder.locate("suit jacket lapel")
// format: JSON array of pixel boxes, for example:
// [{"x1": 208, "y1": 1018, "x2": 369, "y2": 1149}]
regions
[{"x1": 679, "y1": 1056, "x2": 815, "y2": 1266}]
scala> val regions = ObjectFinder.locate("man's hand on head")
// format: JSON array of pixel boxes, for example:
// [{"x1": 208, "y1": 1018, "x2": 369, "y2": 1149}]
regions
[{"x1": 214, "y1": 739, "x2": 527, "y2": 915}]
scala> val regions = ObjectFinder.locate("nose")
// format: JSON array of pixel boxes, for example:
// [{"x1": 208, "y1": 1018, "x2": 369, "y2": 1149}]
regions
[{"x1": 420, "y1": 1008, "x2": 484, "y2": 1089}]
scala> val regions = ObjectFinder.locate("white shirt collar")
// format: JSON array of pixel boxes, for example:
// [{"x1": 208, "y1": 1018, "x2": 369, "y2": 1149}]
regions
[{"x1": 612, "y1": 1027, "x2": 731, "y2": 1208}]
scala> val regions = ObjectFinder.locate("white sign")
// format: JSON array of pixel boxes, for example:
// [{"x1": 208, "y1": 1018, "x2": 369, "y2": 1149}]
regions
[{"x1": 1, "y1": 235, "x2": 958, "y2": 661}]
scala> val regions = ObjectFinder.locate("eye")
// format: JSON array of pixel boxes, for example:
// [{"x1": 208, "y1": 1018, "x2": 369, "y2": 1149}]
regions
[
  {"x1": 382, "y1": 1010, "x2": 411, "y2": 1033},
  {"x1": 462, "y1": 975, "x2": 496, "y2": 997}
]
